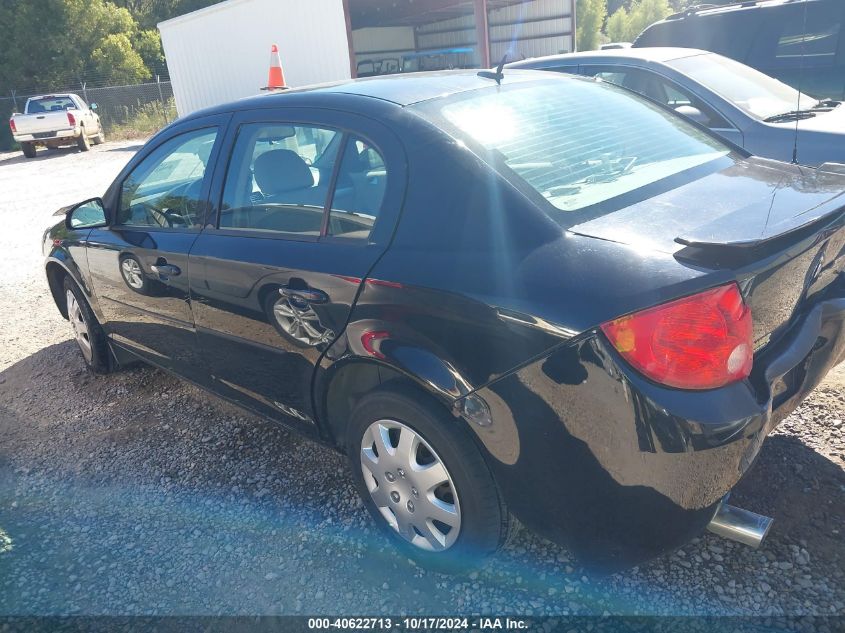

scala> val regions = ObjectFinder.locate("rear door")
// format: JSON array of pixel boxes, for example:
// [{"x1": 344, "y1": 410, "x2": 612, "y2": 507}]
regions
[
  {"x1": 85, "y1": 116, "x2": 227, "y2": 377},
  {"x1": 189, "y1": 107, "x2": 406, "y2": 433}
]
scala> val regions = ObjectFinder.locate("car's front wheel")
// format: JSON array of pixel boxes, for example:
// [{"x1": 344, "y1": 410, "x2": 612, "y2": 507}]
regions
[
  {"x1": 347, "y1": 386, "x2": 510, "y2": 571},
  {"x1": 63, "y1": 277, "x2": 110, "y2": 373}
]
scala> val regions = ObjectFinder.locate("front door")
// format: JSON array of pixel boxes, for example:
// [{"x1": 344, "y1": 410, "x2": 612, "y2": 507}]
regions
[
  {"x1": 189, "y1": 109, "x2": 405, "y2": 433},
  {"x1": 86, "y1": 123, "x2": 224, "y2": 375}
]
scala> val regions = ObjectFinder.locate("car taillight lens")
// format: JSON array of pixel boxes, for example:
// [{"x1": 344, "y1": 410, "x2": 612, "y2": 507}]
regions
[
  {"x1": 9, "y1": 118, "x2": 16, "y2": 133},
  {"x1": 600, "y1": 283, "x2": 753, "y2": 390},
  {"x1": 67, "y1": 112, "x2": 76, "y2": 126}
]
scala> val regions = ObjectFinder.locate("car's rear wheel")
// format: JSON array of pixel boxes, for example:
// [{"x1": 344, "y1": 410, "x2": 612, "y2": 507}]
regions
[
  {"x1": 63, "y1": 277, "x2": 110, "y2": 373},
  {"x1": 21, "y1": 142, "x2": 36, "y2": 158},
  {"x1": 77, "y1": 128, "x2": 91, "y2": 152},
  {"x1": 347, "y1": 386, "x2": 509, "y2": 571}
]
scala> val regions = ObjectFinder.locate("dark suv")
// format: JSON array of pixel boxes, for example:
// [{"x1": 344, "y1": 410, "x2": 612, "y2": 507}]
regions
[
  {"x1": 634, "y1": 0, "x2": 845, "y2": 100},
  {"x1": 44, "y1": 70, "x2": 845, "y2": 570}
]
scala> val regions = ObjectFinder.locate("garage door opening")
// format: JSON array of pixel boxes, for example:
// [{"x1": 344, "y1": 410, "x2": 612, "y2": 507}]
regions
[{"x1": 347, "y1": 0, "x2": 575, "y2": 77}]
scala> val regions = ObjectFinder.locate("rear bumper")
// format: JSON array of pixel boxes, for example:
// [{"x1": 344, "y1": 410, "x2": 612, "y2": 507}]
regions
[
  {"x1": 14, "y1": 128, "x2": 78, "y2": 143},
  {"x1": 468, "y1": 282, "x2": 845, "y2": 569}
]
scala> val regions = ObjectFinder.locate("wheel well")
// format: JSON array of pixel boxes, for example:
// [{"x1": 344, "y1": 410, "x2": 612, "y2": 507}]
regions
[
  {"x1": 46, "y1": 262, "x2": 69, "y2": 319},
  {"x1": 324, "y1": 361, "x2": 431, "y2": 449}
]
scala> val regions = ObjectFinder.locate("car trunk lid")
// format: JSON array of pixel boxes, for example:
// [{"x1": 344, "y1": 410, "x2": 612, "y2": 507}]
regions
[{"x1": 568, "y1": 157, "x2": 845, "y2": 348}]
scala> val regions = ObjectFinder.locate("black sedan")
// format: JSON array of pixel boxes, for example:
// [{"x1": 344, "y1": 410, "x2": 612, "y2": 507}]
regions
[{"x1": 44, "y1": 70, "x2": 845, "y2": 570}]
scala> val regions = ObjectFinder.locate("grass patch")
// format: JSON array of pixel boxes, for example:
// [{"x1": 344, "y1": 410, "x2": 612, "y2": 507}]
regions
[{"x1": 105, "y1": 99, "x2": 176, "y2": 141}]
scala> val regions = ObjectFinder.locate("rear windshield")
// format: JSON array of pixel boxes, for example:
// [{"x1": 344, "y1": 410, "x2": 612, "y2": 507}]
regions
[
  {"x1": 667, "y1": 54, "x2": 818, "y2": 120},
  {"x1": 26, "y1": 97, "x2": 76, "y2": 114},
  {"x1": 411, "y1": 78, "x2": 732, "y2": 223}
]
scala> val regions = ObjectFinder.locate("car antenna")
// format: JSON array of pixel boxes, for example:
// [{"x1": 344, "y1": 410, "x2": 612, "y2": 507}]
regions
[
  {"x1": 478, "y1": 54, "x2": 509, "y2": 85},
  {"x1": 791, "y1": 1, "x2": 810, "y2": 164}
]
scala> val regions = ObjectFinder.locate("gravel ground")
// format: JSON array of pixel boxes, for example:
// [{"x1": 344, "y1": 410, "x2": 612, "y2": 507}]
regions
[{"x1": 0, "y1": 142, "x2": 843, "y2": 617}]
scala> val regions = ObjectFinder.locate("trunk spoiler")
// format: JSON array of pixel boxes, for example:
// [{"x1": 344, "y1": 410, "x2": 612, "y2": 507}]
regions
[{"x1": 674, "y1": 205, "x2": 845, "y2": 269}]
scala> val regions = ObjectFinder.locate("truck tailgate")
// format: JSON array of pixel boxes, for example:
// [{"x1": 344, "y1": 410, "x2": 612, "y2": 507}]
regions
[{"x1": 14, "y1": 111, "x2": 72, "y2": 135}]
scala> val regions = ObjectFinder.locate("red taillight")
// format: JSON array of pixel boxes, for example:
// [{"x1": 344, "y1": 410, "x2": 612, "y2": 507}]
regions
[
  {"x1": 9, "y1": 118, "x2": 16, "y2": 133},
  {"x1": 67, "y1": 112, "x2": 76, "y2": 126},
  {"x1": 600, "y1": 283, "x2": 753, "y2": 390}
]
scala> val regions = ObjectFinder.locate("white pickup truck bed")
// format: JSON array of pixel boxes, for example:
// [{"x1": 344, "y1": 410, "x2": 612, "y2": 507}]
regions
[{"x1": 9, "y1": 94, "x2": 104, "y2": 158}]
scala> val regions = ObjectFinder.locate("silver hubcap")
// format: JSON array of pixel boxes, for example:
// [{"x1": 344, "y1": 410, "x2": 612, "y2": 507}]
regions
[
  {"x1": 360, "y1": 419, "x2": 461, "y2": 551},
  {"x1": 66, "y1": 290, "x2": 92, "y2": 362},
  {"x1": 272, "y1": 296, "x2": 332, "y2": 346},
  {"x1": 121, "y1": 258, "x2": 144, "y2": 289}
]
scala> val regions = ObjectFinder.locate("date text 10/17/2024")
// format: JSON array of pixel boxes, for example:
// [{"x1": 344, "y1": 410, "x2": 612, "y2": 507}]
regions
[{"x1": 307, "y1": 617, "x2": 530, "y2": 630}]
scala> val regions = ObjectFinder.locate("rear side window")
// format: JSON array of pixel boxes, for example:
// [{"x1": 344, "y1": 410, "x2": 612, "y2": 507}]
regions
[
  {"x1": 412, "y1": 79, "x2": 731, "y2": 221},
  {"x1": 580, "y1": 65, "x2": 731, "y2": 128},
  {"x1": 27, "y1": 96, "x2": 75, "y2": 113},
  {"x1": 219, "y1": 123, "x2": 388, "y2": 241},
  {"x1": 328, "y1": 138, "x2": 387, "y2": 240}
]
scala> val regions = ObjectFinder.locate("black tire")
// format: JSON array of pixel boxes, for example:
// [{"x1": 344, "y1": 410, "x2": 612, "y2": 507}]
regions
[
  {"x1": 92, "y1": 125, "x2": 105, "y2": 145},
  {"x1": 21, "y1": 142, "x2": 36, "y2": 158},
  {"x1": 77, "y1": 128, "x2": 91, "y2": 152},
  {"x1": 347, "y1": 384, "x2": 509, "y2": 572},
  {"x1": 62, "y1": 276, "x2": 111, "y2": 374}
]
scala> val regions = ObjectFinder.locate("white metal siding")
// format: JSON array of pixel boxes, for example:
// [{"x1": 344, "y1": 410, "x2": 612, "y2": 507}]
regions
[{"x1": 158, "y1": 0, "x2": 352, "y2": 116}]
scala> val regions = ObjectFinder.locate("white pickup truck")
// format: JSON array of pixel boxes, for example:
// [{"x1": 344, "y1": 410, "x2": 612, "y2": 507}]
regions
[{"x1": 8, "y1": 94, "x2": 104, "y2": 158}]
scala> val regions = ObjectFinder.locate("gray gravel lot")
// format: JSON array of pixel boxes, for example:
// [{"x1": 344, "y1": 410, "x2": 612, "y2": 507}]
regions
[{"x1": 0, "y1": 142, "x2": 843, "y2": 617}]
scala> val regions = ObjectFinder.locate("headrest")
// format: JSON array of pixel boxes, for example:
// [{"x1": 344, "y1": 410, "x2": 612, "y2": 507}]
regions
[{"x1": 254, "y1": 149, "x2": 314, "y2": 196}]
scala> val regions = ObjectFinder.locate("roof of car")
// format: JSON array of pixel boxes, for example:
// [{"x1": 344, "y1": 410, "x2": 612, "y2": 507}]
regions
[
  {"x1": 663, "y1": 0, "x2": 826, "y2": 20},
  {"x1": 181, "y1": 69, "x2": 558, "y2": 121},
  {"x1": 506, "y1": 47, "x2": 710, "y2": 69}
]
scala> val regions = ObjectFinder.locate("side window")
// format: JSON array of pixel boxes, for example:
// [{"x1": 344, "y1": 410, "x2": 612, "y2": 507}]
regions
[
  {"x1": 117, "y1": 128, "x2": 217, "y2": 229},
  {"x1": 327, "y1": 136, "x2": 388, "y2": 240},
  {"x1": 583, "y1": 66, "x2": 730, "y2": 129},
  {"x1": 220, "y1": 123, "x2": 339, "y2": 235}
]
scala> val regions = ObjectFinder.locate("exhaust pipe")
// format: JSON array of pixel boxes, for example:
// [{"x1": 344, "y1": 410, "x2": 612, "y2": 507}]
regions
[{"x1": 707, "y1": 502, "x2": 773, "y2": 548}]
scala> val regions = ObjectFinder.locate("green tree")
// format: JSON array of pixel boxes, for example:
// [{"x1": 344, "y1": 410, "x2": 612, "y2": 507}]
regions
[
  {"x1": 605, "y1": 0, "x2": 672, "y2": 42},
  {"x1": 576, "y1": 0, "x2": 607, "y2": 51},
  {"x1": 91, "y1": 32, "x2": 150, "y2": 84},
  {"x1": 134, "y1": 29, "x2": 166, "y2": 74},
  {"x1": 605, "y1": 7, "x2": 631, "y2": 43},
  {"x1": 625, "y1": 0, "x2": 672, "y2": 40}
]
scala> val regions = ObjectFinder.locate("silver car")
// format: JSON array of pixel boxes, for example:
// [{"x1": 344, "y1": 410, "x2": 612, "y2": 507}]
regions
[{"x1": 508, "y1": 47, "x2": 845, "y2": 167}]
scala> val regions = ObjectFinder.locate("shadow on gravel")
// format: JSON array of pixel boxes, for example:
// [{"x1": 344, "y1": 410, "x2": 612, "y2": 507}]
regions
[
  {"x1": 0, "y1": 342, "x2": 843, "y2": 616},
  {"x1": 0, "y1": 146, "x2": 82, "y2": 166},
  {"x1": 106, "y1": 144, "x2": 144, "y2": 152}
]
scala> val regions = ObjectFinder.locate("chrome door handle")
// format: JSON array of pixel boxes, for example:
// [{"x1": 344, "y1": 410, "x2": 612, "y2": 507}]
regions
[
  {"x1": 280, "y1": 286, "x2": 328, "y2": 304},
  {"x1": 150, "y1": 264, "x2": 181, "y2": 277}
]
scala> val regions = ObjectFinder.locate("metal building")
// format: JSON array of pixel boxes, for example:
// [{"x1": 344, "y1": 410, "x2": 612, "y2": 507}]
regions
[{"x1": 159, "y1": 0, "x2": 575, "y2": 116}]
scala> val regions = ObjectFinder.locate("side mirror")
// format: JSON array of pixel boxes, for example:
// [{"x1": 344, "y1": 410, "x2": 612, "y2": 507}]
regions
[
  {"x1": 67, "y1": 198, "x2": 107, "y2": 229},
  {"x1": 89, "y1": 103, "x2": 98, "y2": 110},
  {"x1": 675, "y1": 105, "x2": 710, "y2": 126}
]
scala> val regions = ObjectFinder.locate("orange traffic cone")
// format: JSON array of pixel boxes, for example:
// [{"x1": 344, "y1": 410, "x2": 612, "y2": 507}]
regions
[{"x1": 262, "y1": 44, "x2": 288, "y2": 91}]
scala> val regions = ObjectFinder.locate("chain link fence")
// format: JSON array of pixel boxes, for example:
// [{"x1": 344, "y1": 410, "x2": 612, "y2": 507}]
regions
[{"x1": 1, "y1": 77, "x2": 177, "y2": 151}]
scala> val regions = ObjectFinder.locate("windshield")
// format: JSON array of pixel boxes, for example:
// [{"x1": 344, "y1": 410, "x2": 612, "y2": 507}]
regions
[
  {"x1": 667, "y1": 54, "x2": 819, "y2": 120},
  {"x1": 411, "y1": 78, "x2": 731, "y2": 220},
  {"x1": 26, "y1": 96, "x2": 76, "y2": 114}
]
